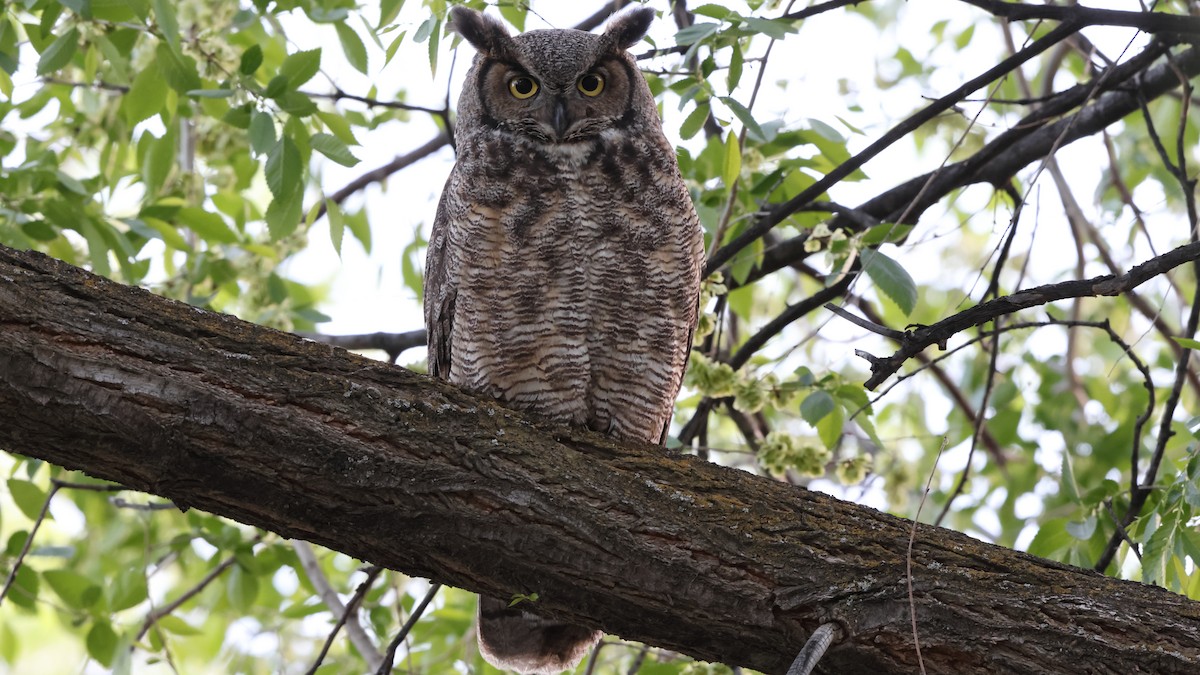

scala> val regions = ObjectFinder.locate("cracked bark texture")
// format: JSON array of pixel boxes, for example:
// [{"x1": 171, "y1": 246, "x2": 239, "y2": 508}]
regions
[{"x1": 1, "y1": 244, "x2": 1198, "y2": 674}]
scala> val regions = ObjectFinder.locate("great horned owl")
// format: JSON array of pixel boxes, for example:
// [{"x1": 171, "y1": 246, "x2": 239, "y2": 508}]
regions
[{"x1": 424, "y1": 6, "x2": 705, "y2": 673}]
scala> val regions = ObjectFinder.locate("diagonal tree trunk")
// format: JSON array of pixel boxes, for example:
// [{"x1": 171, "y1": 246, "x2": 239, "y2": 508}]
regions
[{"x1": 1, "y1": 243, "x2": 1197, "y2": 674}]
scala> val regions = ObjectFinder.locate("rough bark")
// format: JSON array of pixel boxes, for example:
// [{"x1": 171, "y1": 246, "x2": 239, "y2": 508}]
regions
[{"x1": 1, "y1": 244, "x2": 1198, "y2": 674}]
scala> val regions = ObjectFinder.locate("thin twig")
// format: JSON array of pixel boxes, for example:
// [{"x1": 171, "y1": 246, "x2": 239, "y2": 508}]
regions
[
  {"x1": 293, "y1": 541, "x2": 384, "y2": 670},
  {"x1": 375, "y1": 582, "x2": 442, "y2": 675},
  {"x1": 0, "y1": 483, "x2": 61, "y2": 607},
  {"x1": 305, "y1": 566, "x2": 384, "y2": 675},
  {"x1": 907, "y1": 437, "x2": 947, "y2": 675},
  {"x1": 137, "y1": 533, "x2": 265, "y2": 641}
]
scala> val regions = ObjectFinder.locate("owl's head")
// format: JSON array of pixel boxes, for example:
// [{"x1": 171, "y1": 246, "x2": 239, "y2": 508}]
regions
[{"x1": 450, "y1": 6, "x2": 656, "y2": 145}]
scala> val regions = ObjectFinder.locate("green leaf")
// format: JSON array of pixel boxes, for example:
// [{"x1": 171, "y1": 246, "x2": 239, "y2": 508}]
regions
[
  {"x1": 346, "y1": 208, "x2": 371, "y2": 253},
  {"x1": 675, "y1": 22, "x2": 719, "y2": 46},
  {"x1": 186, "y1": 88, "x2": 234, "y2": 98},
  {"x1": 379, "y1": 0, "x2": 406, "y2": 28},
  {"x1": 249, "y1": 111, "x2": 276, "y2": 155},
  {"x1": 152, "y1": 0, "x2": 179, "y2": 53},
  {"x1": 0, "y1": 17, "x2": 22, "y2": 76},
  {"x1": 808, "y1": 117, "x2": 846, "y2": 143},
  {"x1": 239, "y1": 44, "x2": 263, "y2": 75},
  {"x1": 265, "y1": 136, "x2": 302, "y2": 201},
  {"x1": 1142, "y1": 516, "x2": 1176, "y2": 584},
  {"x1": 721, "y1": 130, "x2": 740, "y2": 192},
  {"x1": 1065, "y1": 516, "x2": 1096, "y2": 540},
  {"x1": 1027, "y1": 518, "x2": 1072, "y2": 558},
  {"x1": 56, "y1": 171, "x2": 88, "y2": 195},
  {"x1": 223, "y1": 103, "x2": 252, "y2": 128},
  {"x1": 7, "y1": 479, "x2": 48, "y2": 521},
  {"x1": 692, "y1": 4, "x2": 734, "y2": 19},
  {"x1": 742, "y1": 16, "x2": 797, "y2": 40},
  {"x1": 264, "y1": 74, "x2": 288, "y2": 98},
  {"x1": 36, "y1": 27, "x2": 79, "y2": 75},
  {"x1": 955, "y1": 23, "x2": 976, "y2": 50},
  {"x1": 227, "y1": 563, "x2": 260, "y2": 611},
  {"x1": 680, "y1": 102, "x2": 709, "y2": 141},
  {"x1": 156, "y1": 615, "x2": 202, "y2": 636},
  {"x1": 721, "y1": 96, "x2": 764, "y2": 142},
  {"x1": 279, "y1": 48, "x2": 321, "y2": 90},
  {"x1": 266, "y1": 192, "x2": 304, "y2": 241},
  {"x1": 326, "y1": 198, "x2": 344, "y2": 255},
  {"x1": 816, "y1": 401, "x2": 845, "y2": 449},
  {"x1": 1060, "y1": 450, "x2": 1081, "y2": 503},
  {"x1": 1173, "y1": 337, "x2": 1200, "y2": 350},
  {"x1": 860, "y1": 248, "x2": 917, "y2": 317},
  {"x1": 109, "y1": 567, "x2": 148, "y2": 612},
  {"x1": 384, "y1": 30, "x2": 407, "y2": 66},
  {"x1": 155, "y1": 42, "x2": 202, "y2": 93},
  {"x1": 499, "y1": 0, "x2": 528, "y2": 31},
  {"x1": 311, "y1": 132, "x2": 360, "y2": 167},
  {"x1": 800, "y1": 390, "x2": 835, "y2": 426},
  {"x1": 43, "y1": 569, "x2": 100, "y2": 609},
  {"x1": 281, "y1": 599, "x2": 327, "y2": 619},
  {"x1": 316, "y1": 109, "x2": 358, "y2": 146},
  {"x1": 130, "y1": 217, "x2": 191, "y2": 251},
  {"x1": 141, "y1": 124, "x2": 177, "y2": 197},
  {"x1": 177, "y1": 207, "x2": 238, "y2": 243},
  {"x1": 413, "y1": 15, "x2": 436, "y2": 43},
  {"x1": 275, "y1": 90, "x2": 318, "y2": 116},
  {"x1": 727, "y1": 42, "x2": 744, "y2": 91},
  {"x1": 7, "y1": 564, "x2": 38, "y2": 609},
  {"x1": 861, "y1": 222, "x2": 912, "y2": 246},
  {"x1": 122, "y1": 62, "x2": 168, "y2": 125},
  {"x1": 335, "y1": 22, "x2": 368, "y2": 74},
  {"x1": 86, "y1": 620, "x2": 118, "y2": 667},
  {"x1": 427, "y1": 15, "x2": 441, "y2": 76}
]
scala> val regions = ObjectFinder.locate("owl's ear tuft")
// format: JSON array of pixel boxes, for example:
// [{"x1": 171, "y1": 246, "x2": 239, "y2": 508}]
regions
[
  {"x1": 449, "y1": 7, "x2": 513, "y2": 58},
  {"x1": 603, "y1": 7, "x2": 654, "y2": 52}
]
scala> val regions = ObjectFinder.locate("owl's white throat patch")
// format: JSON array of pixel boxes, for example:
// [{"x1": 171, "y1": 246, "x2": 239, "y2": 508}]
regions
[{"x1": 540, "y1": 141, "x2": 593, "y2": 167}]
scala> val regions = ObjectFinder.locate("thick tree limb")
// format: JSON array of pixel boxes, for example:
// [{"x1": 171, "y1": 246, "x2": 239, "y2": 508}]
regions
[{"x1": 1, "y1": 244, "x2": 1199, "y2": 674}]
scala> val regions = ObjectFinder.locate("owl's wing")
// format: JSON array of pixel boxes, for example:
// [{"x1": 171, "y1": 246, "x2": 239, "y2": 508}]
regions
[
  {"x1": 424, "y1": 191, "x2": 457, "y2": 381},
  {"x1": 657, "y1": 290, "x2": 700, "y2": 445}
]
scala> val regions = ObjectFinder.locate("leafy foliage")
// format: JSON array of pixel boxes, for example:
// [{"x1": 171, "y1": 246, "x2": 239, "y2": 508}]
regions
[{"x1": 2, "y1": 0, "x2": 1199, "y2": 673}]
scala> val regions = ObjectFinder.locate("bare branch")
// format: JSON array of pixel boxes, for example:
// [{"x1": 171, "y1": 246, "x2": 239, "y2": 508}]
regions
[
  {"x1": 298, "y1": 330, "x2": 427, "y2": 364},
  {"x1": 860, "y1": 240, "x2": 1200, "y2": 389},
  {"x1": 705, "y1": 20, "x2": 1082, "y2": 275},
  {"x1": 959, "y1": 0, "x2": 1200, "y2": 34}
]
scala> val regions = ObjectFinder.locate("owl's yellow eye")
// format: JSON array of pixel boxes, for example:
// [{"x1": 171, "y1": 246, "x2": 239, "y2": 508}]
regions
[
  {"x1": 577, "y1": 72, "x2": 605, "y2": 97},
  {"x1": 508, "y1": 76, "x2": 539, "y2": 99}
]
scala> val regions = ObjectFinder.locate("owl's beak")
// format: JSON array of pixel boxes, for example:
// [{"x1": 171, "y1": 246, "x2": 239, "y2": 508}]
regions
[{"x1": 551, "y1": 98, "x2": 570, "y2": 139}]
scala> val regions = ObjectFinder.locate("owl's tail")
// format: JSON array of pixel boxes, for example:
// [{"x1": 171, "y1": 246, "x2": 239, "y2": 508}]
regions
[{"x1": 477, "y1": 595, "x2": 602, "y2": 674}]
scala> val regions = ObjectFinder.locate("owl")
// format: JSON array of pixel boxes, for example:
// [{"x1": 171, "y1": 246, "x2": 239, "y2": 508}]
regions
[{"x1": 424, "y1": 6, "x2": 705, "y2": 673}]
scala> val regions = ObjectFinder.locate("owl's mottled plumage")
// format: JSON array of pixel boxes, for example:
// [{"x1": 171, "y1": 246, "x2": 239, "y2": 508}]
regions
[{"x1": 424, "y1": 7, "x2": 704, "y2": 673}]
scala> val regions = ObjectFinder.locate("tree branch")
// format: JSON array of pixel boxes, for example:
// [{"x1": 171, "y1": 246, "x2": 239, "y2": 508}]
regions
[
  {"x1": 297, "y1": 330, "x2": 427, "y2": 364},
  {"x1": 704, "y1": 19, "x2": 1083, "y2": 275},
  {"x1": 737, "y1": 41, "x2": 1198, "y2": 290},
  {"x1": 859, "y1": 240, "x2": 1200, "y2": 389},
  {"x1": 2, "y1": 245, "x2": 1199, "y2": 673},
  {"x1": 959, "y1": 0, "x2": 1200, "y2": 35}
]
